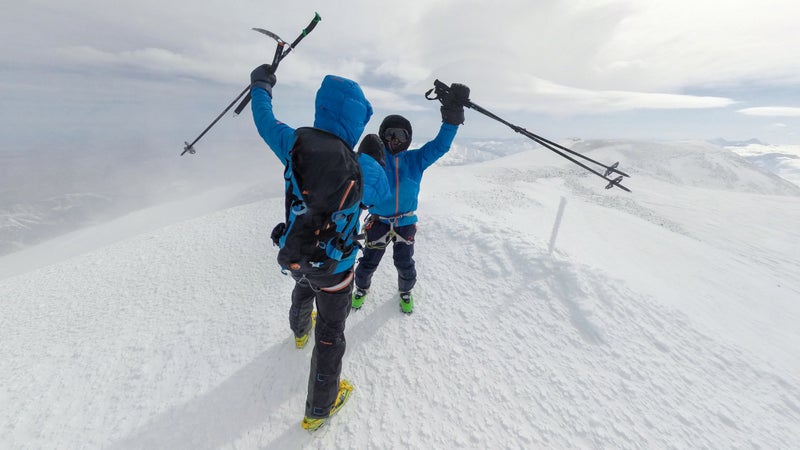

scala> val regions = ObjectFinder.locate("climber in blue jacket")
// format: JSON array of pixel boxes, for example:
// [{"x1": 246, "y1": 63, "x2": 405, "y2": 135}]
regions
[
  {"x1": 250, "y1": 64, "x2": 389, "y2": 431},
  {"x1": 352, "y1": 83, "x2": 471, "y2": 314}
]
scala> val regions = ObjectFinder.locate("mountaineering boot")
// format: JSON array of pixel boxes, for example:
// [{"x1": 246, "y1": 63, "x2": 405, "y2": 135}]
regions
[
  {"x1": 301, "y1": 379, "x2": 354, "y2": 431},
  {"x1": 295, "y1": 311, "x2": 317, "y2": 349},
  {"x1": 351, "y1": 287, "x2": 367, "y2": 309},
  {"x1": 399, "y1": 291, "x2": 414, "y2": 314}
]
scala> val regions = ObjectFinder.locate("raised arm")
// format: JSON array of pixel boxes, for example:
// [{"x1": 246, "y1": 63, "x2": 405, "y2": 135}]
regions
[
  {"x1": 411, "y1": 82, "x2": 470, "y2": 171},
  {"x1": 250, "y1": 64, "x2": 297, "y2": 163},
  {"x1": 413, "y1": 123, "x2": 459, "y2": 170}
]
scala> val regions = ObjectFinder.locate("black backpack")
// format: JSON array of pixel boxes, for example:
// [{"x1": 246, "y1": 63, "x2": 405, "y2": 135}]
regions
[{"x1": 271, "y1": 127, "x2": 363, "y2": 275}]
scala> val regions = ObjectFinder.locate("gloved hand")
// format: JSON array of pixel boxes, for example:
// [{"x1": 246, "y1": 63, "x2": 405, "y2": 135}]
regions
[
  {"x1": 250, "y1": 64, "x2": 277, "y2": 96},
  {"x1": 357, "y1": 134, "x2": 386, "y2": 167},
  {"x1": 439, "y1": 83, "x2": 470, "y2": 125}
]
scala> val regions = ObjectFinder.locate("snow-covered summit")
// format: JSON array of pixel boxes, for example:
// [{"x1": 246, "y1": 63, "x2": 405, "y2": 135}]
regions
[{"x1": 2, "y1": 139, "x2": 799, "y2": 449}]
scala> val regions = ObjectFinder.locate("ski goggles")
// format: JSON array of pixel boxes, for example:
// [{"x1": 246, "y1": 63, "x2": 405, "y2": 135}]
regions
[{"x1": 383, "y1": 128, "x2": 409, "y2": 144}]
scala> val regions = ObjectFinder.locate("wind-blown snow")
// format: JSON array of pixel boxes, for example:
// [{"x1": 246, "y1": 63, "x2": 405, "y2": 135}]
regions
[{"x1": 1, "y1": 140, "x2": 799, "y2": 449}]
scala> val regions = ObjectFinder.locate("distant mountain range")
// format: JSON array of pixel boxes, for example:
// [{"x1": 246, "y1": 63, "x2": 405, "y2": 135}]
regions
[
  {"x1": 709, "y1": 138, "x2": 767, "y2": 147},
  {"x1": 3, "y1": 137, "x2": 797, "y2": 258}
]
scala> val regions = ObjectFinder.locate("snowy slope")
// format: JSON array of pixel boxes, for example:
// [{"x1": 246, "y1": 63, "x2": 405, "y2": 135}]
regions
[
  {"x1": 2, "y1": 140, "x2": 799, "y2": 449},
  {"x1": 0, "y1": 182, "x2": 278, "y2": 281},
  {"x1": 0, "y1": 143, "x2": 282, "y2": 258}
]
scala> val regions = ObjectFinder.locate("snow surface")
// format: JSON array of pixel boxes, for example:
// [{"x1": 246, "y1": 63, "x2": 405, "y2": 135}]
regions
[{"x1": 2, "y1": 139, "x2": 800, "y2": 449}]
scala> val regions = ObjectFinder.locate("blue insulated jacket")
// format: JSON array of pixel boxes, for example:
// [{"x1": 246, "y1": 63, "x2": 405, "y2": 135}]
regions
[
  {"x1": 358, "y1": 153, "x2": 392, "y2": 208},
  {"x1": 369, "y1": 123, "x2": 459, "y2": 226},
  {"x1": 251, "y1": 75, "x2": 372, "y2": 162},
  {"x1": 251, "y1": 75, "x2": 389, "y2": 273}
]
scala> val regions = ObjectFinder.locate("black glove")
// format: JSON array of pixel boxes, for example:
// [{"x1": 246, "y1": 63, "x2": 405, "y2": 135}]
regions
[
  {"x1": 250, "y1": 64, "x2": 277, "y2": 96},
  {"x1": 357, "y1": 134, "x2": 386, "y2": 167},
  {"x1": 439, "y1": 83, "x2": 470, "y2": 125}
]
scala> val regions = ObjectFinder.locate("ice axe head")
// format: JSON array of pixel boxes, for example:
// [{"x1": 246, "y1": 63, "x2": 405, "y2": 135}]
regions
[
  {"x1": 251, "y1": 28, "x2": 287, "y2": 76},
  {"x1": 252, "y1": 28, "x2": 286, "y2": 45}
]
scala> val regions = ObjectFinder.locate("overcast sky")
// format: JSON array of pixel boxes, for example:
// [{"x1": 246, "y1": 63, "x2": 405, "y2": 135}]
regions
[{"x1": 3, "y1": 0, "x2": 800, "y2": 156}]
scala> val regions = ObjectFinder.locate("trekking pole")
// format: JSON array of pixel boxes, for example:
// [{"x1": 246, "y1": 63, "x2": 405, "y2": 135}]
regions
[
  {"x1": 426, "y1": 80, "x2": 631, "y2": 192},
  {"x1": 181, "y1": 12, "x2": 322, "y2": 156}
]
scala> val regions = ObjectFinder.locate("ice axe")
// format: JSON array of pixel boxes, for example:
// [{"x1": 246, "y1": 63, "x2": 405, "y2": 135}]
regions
[
  {"x1": 182, "y1": 12, "x2": 322, "y2": 156},
  {"x1": 426, "y1": 79, "x2": 631, "y2": 192}
]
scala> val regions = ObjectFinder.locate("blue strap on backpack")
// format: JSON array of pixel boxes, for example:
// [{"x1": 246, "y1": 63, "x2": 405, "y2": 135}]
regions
[{"x1": 272, "y1": 127, "x2": 363, "y2": 274}]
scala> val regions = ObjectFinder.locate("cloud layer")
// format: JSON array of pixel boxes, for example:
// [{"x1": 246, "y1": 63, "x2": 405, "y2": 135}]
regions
[{"x1": 2, "y1": 0, "x2": 800, "y2": 145}]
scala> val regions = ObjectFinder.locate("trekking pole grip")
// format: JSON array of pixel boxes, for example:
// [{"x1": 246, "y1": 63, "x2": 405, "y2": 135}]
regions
[
  {"x1": 426, "y1": 79, "x2": 475, "y2": 110},
  {"x1": 304, "y1": 12, "x2": 322, "y2": 36},
  {"x1": 425, "y1": 79, "x2": 450, "y2": 101}
]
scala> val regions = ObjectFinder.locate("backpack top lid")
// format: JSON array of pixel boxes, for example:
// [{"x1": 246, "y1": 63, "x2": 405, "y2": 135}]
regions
[
  {"x1": 291, "y1": 127, "x2": 362, "y2": 214},
  {"x1": 314, "y1": 75, "x2": 373, "y2": 149}
]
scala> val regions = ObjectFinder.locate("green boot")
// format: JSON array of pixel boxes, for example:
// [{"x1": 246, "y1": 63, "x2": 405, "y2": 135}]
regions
[
  {"x1": 399, "y1": 291, "x2": 414, "y2": 314},
  {"x1": 351, "y1": 287, "x2": 367, "y2": 309}
]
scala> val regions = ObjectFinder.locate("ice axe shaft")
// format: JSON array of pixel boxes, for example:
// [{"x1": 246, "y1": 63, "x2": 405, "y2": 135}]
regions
[{"x1": 181, "y1": 12, "x2": 321, "y2": 156}]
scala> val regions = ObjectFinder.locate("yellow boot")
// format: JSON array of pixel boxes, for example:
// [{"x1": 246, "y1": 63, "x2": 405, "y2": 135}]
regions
[
  {"x1": 295, "y1": 311, "x2": 317, "y2": 349},
  {"x1": 301, "y1": 379, "x2": 354, "y2": 431}
]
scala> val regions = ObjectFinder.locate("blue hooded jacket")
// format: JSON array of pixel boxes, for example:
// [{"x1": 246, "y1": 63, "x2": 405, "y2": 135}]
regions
[
  {"x1": 251, "y1": 75, "x2": 390, "y2": 273},
  {"x1": 369, "y1": 123, "x2": 459, "y2": 226},
  {"x1": 252, "y1": 75, "x2": 370, "y2": 161}
]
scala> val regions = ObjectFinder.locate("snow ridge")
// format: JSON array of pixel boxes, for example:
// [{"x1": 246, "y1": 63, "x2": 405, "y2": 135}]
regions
[{"x1": 2, "y1": 140, "x2": 799, "y2": 449}]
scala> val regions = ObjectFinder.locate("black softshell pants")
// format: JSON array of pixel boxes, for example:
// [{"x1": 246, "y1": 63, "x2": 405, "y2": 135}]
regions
[{"x1": 290, "y1": 270, "x2": 353, "y2": 418}]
